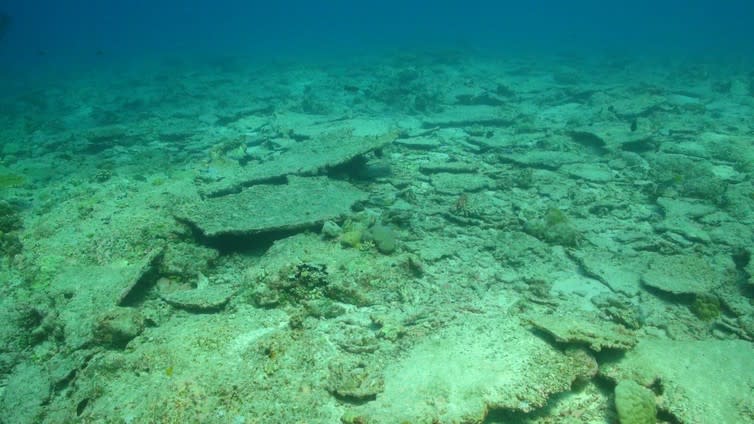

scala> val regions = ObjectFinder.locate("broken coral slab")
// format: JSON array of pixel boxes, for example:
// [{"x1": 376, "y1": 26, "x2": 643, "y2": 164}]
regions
[
  {"x1": 200, "y1": 119, "x2": 397, "y2": 197},
  {"x1": 497, "y1": 150, "x2": 584, "y2": 170},
  {"x1": 561, "y1": 162, "x2": 614, "y2": 182},
  {"x1": 343, "y1": 314, "x2": 597, "y2": 424},
  {"x1": 567, "y1": 249, "x2": 643, "y2": 296},
  {"x1": 394, "y1": 135, "x2": 441, "y2": 150},
  {"x1": 41, "y1": 306, "x2": 342, "y2": 423},
  {"x1": 567, "y1": 121, "x2": 657, "y2": 151},
  {"x1": 421, "y1": 105, "x2": 516, "y2": 128},
  {"x1": 178, "y1": 176, "x2": 367, "y2": 238},
  {"x1": 526, "y1": 308, "x2": 637, "y2": 352},
  {"x1": 0, "y1": 362, "x2": 51, "y2": 424},
  {"x1": 50, "y1": 249, "x2": 163, "y2": 349},
  {"x1": 419, "y1": 161, "x2": 479, "y2": 174},
  {"x1": 655, "y1": 197, "x2": 717, "y2": 219},
  {"x1": 601, "y1": 338, "x2": 754, "y2": 423},
  {"x1": 653, "y1": 217, "x2": 711, "y2": 243},
  {"x1": 466, "y1": 130, "x2": 546, "y2": 152},
  {"x1": 653, "y1": 197, "x2": 717, "y2": 243},
  {"x1": 159, "y1": 284, "x2": 236, "y2": 312},
  {"x1": 640, "y1": 253, "x2": 729, "y2": 295},
  {"x1": 430, "y1": 172, "x2": 493, "y2": 195},
  {"x1": 286, "y1": 115, "x2": 393, "y2": 139}
]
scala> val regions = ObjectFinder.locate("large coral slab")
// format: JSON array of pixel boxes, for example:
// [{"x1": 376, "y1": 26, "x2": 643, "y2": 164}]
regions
[
  {"x1": 526, "y1": 308, "x2": 637, "y2": 352},
  {"x1": 200, "y1": 120, "x2": 396, "y2": 197},
  {"x1": 344, "y1": 314, "x2": 597, "y2": 423},
  {"x1": 178, "y1": 176, "x2": 367, "y2": 238},
  {"x1": 640, "y1": 253, "x2": 730, "y2": 295}
]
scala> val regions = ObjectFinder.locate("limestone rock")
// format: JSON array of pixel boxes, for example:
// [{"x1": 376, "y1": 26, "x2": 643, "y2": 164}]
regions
[{"x1": 93, "y1": 307, "x2": 145, "y2": 349}]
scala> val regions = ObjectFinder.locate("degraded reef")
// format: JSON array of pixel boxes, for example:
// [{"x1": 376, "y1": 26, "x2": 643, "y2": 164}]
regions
[{"x1": 1, "y1": 53, "x2": 754, "y2": 423}]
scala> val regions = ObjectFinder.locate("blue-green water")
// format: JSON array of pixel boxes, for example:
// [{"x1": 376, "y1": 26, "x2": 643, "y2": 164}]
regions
[
  {"x1": 1, "y1": 2, "x2": 753, "y2": 423},
  {"x1": 2, "y1": 1, "x2": 754, "y2": 70}
]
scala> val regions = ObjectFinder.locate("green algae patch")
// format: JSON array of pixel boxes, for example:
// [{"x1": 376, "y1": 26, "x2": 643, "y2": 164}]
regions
[{"x1": 0, "y1": 173, "x2": 26, "y2": 189}]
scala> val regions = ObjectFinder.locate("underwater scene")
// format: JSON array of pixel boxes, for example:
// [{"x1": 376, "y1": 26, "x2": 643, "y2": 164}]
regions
[{"x1": 1, "y1": 1, "x2": 754, "y2": 423}]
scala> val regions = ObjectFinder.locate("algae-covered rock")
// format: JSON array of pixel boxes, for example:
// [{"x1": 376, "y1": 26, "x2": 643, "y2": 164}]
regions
[
  {"x1": 614, "y1": 380, "x2": 656, "y2": 424},
  {"x1": 321, "y1": 220, "x2": 342, "y2": 239},
  {"x1": 159, "y1": 284, "x2": 236, "y2": 312},
  {"x1": 327, "y1": 358, "x2": 385, "y2": 400},
  {"x1": 0, "y1": 229, "x2": 22, "y2": 258},
  {"x1": 303, "y1": 299, "x2": 346, "y2": 318},
  {"x1": 0, "y1": 173, "x2": 26, "y2": 189},
  {"x1": 689, "y1": 293, "x2": 721, "y2": 321},
  {"x1": 364, "y1": 224, "x2": 397, "y2": 254},
  {"x1": 93, "y1": 307, "x2": 145, "y2": 349},
  {"x1": 524, "y1": 207, "x2": 581, "y2": 247},
  {"x1": 0, "y1": 200, "x2": 22, "y2": 233},
  {"x1": 339, "y1": 229, "x2": 363, "y2": 249},
  {"x1": 159, "y1": 242, "x2": 219, "y2": 278},
  {"x1": 261, "y1": 262, "x2": 331, "y2": 305}
]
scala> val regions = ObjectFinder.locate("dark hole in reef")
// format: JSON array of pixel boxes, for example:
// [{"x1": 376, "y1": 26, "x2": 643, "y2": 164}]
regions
[
  {"x1": 483, "y1": 379, "x2": 602, "y2": 423},
  {"x1": 731, "y1": 247, "x2": 751, "y2": 270},
  {"x1": 328, "y1": 154, "x2": 392, "y2": 182},
  {"x1": 330, "y1": 391, "x2": 376, "y2": 406},
  {"x1": 657, "y1": 408, "x2": 682, "y2": 423},
  {"x1": 620, "y1": 137, "x2": 658, "y2": 153},
  {"x1": 76, "y1": 398, "x2": 90, "y2": 416},
  {"x1": 567, "y1": 130, "x2": 607, "y2": 155},
  {"x1": 118, "y1": 258, "x2": 162, "y2": 307},
  {"x1": 176, "y1": 214, "x2": 303, "y2": 256},
  {"x1": 202, "y1": 228, "x2": 306, "y2": 256}
]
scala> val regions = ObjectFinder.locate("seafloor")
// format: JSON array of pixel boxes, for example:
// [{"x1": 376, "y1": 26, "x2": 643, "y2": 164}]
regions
[{"x1": 0, "y1": 52, "x2": 753, "y2": 423}]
